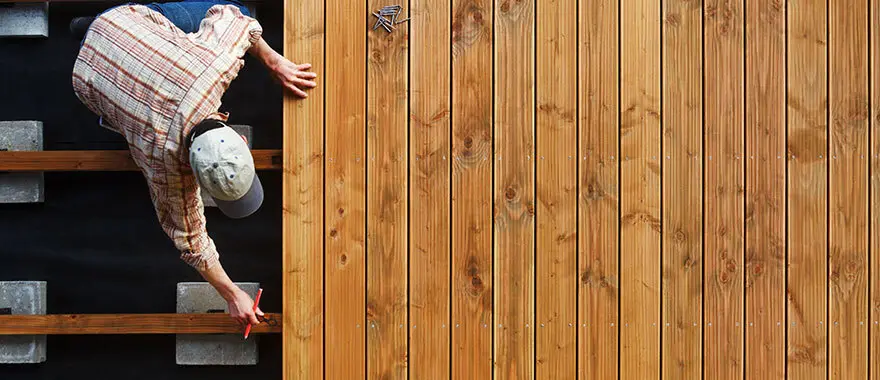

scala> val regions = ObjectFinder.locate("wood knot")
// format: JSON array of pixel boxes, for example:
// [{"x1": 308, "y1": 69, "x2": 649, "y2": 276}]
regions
[
  {"x1": 339, "y1": 254, "x2": 348, "y2": 265},
  {"x1": 674, "y1": 229, "x2": 687, "y2": 243},
  {"x1": 338, "y1": 208, "x2": 345, "y2": 215},
  {"x1": 471, "y1": 275, "x2": 483, "y2": 289},
  {"x1": 329, "y1": 229, "x2": 338, "y2": 238},
  {"x1": 753, "y1": 264, "x2": 763, "y2": 275},
  {"x1": 371, "y1": 50, "x2": 384, "y2": 63},
  {"x1": 464, "y1": 136, "x2": 474, "y2": 148},
  {"x1": 472, "y1": 10, "x2": 483, "y2": 23},
  {"x1": 505, "y1": 187, "x2": 517, "y2": 200},
  {"x1": 500, "y1": 1, "x2": 510, "y2": 13},
  {"x1": 719, "y1": 271, "x2": 730, "y2": 284}
]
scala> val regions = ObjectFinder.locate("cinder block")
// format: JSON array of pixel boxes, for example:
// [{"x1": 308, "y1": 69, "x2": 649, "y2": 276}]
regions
[
  {"x1": 176, "y1": 282, "x2": 259, "y2": 366},
  {"x1": 0, "y1": 3, "x2": 49, "y2": 38},
  {"x1": 0, "y1": 281, "x2": 47, "y2": 364},
  {"x1": 201, "y1": 125, "x2": 252, "y2": 208},
  {"x1": 0, "y1": 121, "x2": 44, "y2": 203}
]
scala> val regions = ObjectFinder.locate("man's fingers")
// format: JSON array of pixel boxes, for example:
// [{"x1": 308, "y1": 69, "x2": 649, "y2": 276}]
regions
[
  {"x1": 291, "y1": 86, "x2": 308, "y2": 98},
  {"x1": 297, "y1": 63, "x2": 312, "y2": 70},
  {"x1": 248, "y1": 313, "x2": 261, "y2": 325},
  {"x1": 296, "y1": 78, "x2": 318, "y2": 88},
  {"x1": 256, "y1": 307, "x2": 265, "y2": 317},
  {"x1": 299, "y1": 71, "x2": 318, "y2": 79}
]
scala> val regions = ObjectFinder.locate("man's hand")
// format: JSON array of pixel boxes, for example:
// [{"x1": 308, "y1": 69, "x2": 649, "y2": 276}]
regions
[
  {"x1": 227, "y1": 287, "x2": 265, "y2": 326},
  {"x1": 270, "y1": 58, "x2": 318, "y2": 98}
]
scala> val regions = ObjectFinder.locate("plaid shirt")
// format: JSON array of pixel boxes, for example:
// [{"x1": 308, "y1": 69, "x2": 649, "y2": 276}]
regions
[{"x1": 72, "y1": 4, "x2": 262, "y2": 270}]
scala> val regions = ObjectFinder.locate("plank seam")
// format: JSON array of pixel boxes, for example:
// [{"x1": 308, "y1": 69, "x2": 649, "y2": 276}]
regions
[
  {"x1": 741, "y1": 0, "x2": 748, "y2": 375},
  {"x1": 825, "y1": 0, "x2": 830, "y2": 377},
  {"x1": 783, "y1": 0, "x2": 790, "y2": 377},
  {"x1": 617, "y1": 0, "x2": 623, "y2": 377}
]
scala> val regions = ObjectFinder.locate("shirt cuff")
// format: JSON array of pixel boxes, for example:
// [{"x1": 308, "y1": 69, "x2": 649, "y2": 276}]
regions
[{"x1": 179, "y1": 238, "x2": 219, "y2": 271}]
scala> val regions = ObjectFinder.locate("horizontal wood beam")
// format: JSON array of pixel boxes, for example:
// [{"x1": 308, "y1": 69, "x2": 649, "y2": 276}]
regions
[
  {"x1": 0, "y1": 150, "x2": 282, "y2": 172},
  {"x1": 0, "y1": 313, "x2": 282, "y2": 335}
]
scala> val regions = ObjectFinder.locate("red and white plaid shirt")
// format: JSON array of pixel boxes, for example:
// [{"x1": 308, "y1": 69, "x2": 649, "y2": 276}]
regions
[{"x1": 72, "y1": 4, "x2": 262, "y2": 270}]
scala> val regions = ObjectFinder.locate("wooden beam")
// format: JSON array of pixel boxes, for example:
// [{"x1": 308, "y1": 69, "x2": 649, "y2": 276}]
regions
[
  {"x1": 0, "y1": 150, "x2": 282, "y2": 172},
  {"x1": 0, "y1": 313, "x2": 282, "y2": 335}
]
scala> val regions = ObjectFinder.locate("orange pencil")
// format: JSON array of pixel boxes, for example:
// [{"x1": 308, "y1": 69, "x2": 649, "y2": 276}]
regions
[{"x1": 243, "y1": 288, "x2": 263, "y2": 339}]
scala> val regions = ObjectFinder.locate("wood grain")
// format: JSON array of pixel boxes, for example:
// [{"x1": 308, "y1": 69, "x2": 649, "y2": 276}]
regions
[
  {"x1": 619, "y1": 0, "x2": 661, "y2": 377},
  {"x1": 451, "y1": 0, "x2": 494, "y2": 377},
  {"x1": 872, "y1": 0, "x2": 880, "y2": 376},
  {"x1": 703, "y1": 0, "x2": 744, "y2": 378},
  {"x1": 578, "y1": 0, "x2": 620, "y2": 377},
  {"x1": 535, "y1": 0, "x2": 576, "y2": 377},
  {"x1": 494, "y1": 0, "x2": 535, "y2": 378},
  {"x1": 367, "y1": 1, "x2": 409, "y2": 379},
  {"x1": 0, "y1": 314, "x2": 282, "y2": 335},
  {"x1": 744, "y1": 0, "x2": 786, "y2": 377},
  {"x1": 786, "y1": 0, "x2": 828, "y2": 377},
  {"x1": 325, "y1": 0, "x2": 367, "y2": 378},
  {"x1": 829, "y1": 0, "x2": 869, "y2": 378},
  {"x1": 661, "y1": 0, "x2": 703, "y2": 377},
  {"x1": 282, "y1": 0, "x2": 324, "y2": 377},
  {"x1": 409, "y1": 0, "x2": 451, "y2": 378},
  {"x1": 0, "y1": 150, "x2": 282, "y2": 172}
]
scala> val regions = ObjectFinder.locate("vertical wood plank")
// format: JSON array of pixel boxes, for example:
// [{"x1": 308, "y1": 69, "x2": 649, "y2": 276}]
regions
[
  {"x1": 872, "y1": 0, "x2": 880, "y2": 376},
  {"x1": 829, "y1": 0, "x2": 869, "y2": 377},
  {"x1": 703, "y1": 0, "x2": 745, "y2": 378},
  {"x1": 494, "y1": 0, "x2": 535, "y2": 377},
  {"x1": 367, "y1": 0, "x2": 410, "y2": 379},
  {"x1": 283, "y1": 0, "x2": 324, "y2": 377},
  {"x1": 661, "y1": 0, "x2": 703, "y2": 377},
  {"x1": 451, "y1": 0, "x2": 494, "y2": 376},
  {"x1": 744, "y1": 0, "x2": 786, "y2": 378},
  {"x1": 409, "y1": 0, "x2": 451, "y2": 377},
  {"x1": 325, "y1": 0, "x2": 367, "y2": 378},
  {"x1": 578, "y1": 0, "x2": 620, "y2": 377},
  {"x1": 786, "y1": 0, "x2": 828, "y2": 377},
  {"x1": 619, "y1": 0, "x2": 661, "y2": 377},
  {"x1": 536, "y1": 0, "x2": 577, "y2": 377}
]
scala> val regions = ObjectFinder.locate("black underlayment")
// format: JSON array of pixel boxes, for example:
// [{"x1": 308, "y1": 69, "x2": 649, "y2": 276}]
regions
[{"x1": 0, "y1": 2, "x2": 284, "y2": 378}]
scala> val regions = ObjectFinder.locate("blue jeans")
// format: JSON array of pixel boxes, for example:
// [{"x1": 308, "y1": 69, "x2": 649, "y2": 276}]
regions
[{"x1": 143, "y1": 0, "x2": 252, "y2": 33}]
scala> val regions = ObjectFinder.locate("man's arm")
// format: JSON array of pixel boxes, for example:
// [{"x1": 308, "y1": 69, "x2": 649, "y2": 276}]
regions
[{"x1": 247, "y1": 37, "x2": 318, "y2": 98}]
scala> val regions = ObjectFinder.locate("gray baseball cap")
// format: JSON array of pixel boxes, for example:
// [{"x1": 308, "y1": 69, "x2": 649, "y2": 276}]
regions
[{"x1": 189, "y1": 124, "x2": 264, "y2": 219}]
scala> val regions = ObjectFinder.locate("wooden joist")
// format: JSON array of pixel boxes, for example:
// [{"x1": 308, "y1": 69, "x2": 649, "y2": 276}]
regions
[
  {"x1": 0, "y1": 150, "x2": 282, "y2": 172},
  {"x1": 0, "y1": 313, "x2": 282, "y2": 335}
]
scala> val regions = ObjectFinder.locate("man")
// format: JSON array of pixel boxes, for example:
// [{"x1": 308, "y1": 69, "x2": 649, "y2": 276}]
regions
[{"x1": 71, "y1": 0, "x2": 316, "y2": 326}]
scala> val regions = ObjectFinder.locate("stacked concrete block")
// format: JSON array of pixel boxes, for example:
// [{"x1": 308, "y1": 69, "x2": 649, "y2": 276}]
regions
[
  {"x1": 0, "y1": 121, "x2": 44, "y2": 203},
  {"x1": 201, "y1": 125, "x2": 252, "y2": 208},
  {"x1": 0, "y1": 3, "x2": 49, "y2": 38},
  {"x1": 0, "y1": 281, "x2": 47, "y2": 364},
  {"x1": 176, "y1": 282, "x2": 259, "y2": 365}
]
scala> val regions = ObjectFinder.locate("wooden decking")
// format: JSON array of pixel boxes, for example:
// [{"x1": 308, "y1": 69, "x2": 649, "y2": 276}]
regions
[{"x1": 274, "y1": 0, "x2": 876, "y2": 379}]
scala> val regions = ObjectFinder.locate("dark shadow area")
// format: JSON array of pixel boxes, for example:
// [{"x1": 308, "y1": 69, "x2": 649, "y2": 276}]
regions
[{"x1": 0, "y1": 1, "x2": 284, "y2": 378}]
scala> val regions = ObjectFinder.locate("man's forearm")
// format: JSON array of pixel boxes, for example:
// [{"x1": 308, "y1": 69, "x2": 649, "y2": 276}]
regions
[
  {"x1": 197, "y1": 262, "x2": 241, "y2": 301},
  {"x1": 248, "y1": 37, "x2": 283, "y2": 71}
]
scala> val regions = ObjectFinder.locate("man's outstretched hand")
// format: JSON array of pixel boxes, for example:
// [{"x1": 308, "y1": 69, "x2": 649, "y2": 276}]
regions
[
  {"x1": 270, "y1": 56, "x2": 318, "y2": 98},
  {"x1": 227, "y1": 287, "x2": 264, "y2": 326}
]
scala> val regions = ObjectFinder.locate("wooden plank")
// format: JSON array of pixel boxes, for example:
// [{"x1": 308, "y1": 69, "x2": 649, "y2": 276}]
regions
[
  {"x1": 744, "y1": 0, "x2": 786, "y2": 377},
  {"x1": 324, "y1": 0, "x2": 367, "y2": 378},
  {"x1": 451, "y1": 0, "x2": 494, "y2": 376},
  {"x1": 619, "y1": 0, "x2": 661, "y2": 377},
  {"x1": 282, "y1": 0, "x2": 323, "y2": 377},
  {"x1": 578, "y1": 0, "x2": 619, "y2": 377},
  {"x1": 0, "y1": 150, "x2": 282, "y2": 172},
  {"x1": 494, "y1": 0, "x2": 535, "y2": 377},
  {"x1": 829, "y1": 0, "x2": 869, "y2": 378},
  {"x1": 366, "y1": 1, "x2": 409, "y2": 379},
  {"x1": 0, "y1": 313, "x2": 282, "y2": 335},
  {"x1": 872, "y1": 0, "x2": 880, "y2": 376},
  {"x1": 661, "y1": 0, "x2": 703, "y2": 378},
  {"x1": 409, "y1": 0, "x2": 451, "y2": 378},
  {"x1": 535, "y1": 0, "x2": 576, "y2": 377},
  {"x1": 786, "y1": 0, "x2": 828, "y2": 377},
  {"x1": 703, "y1": 0, "x2": 744, "y2": 378}
]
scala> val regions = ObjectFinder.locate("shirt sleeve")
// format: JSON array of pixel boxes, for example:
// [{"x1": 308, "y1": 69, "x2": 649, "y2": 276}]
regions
[
  {"x1": 193, "y1": 4, "x2": 263, "y2": 59},
  {"x1": 144, "y1": 151, "x2": 219, "y2": 271}
]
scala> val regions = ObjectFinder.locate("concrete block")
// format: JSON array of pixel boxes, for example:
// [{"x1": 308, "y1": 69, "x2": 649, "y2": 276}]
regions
[
  {"x1": 201, "y1": 125, "x2": 252, "y2": 208},
  {"x1": 176, "y1": 282, "x2": 259, "y2": 365},
  {"x1": 0, "y1": 281, "x2": 47, "y2": 364},
  {"x1": 0, "y1": 3, "x2": 49, "y2": 38},
  {"x1": 0, "y1": 121, "x2": 44, "y2": 203}
]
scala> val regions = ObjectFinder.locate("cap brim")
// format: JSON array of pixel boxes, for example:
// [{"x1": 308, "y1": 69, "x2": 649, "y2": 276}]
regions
[{"x1": 213, "y1": 174, "x2": 264, "y2": 219}]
